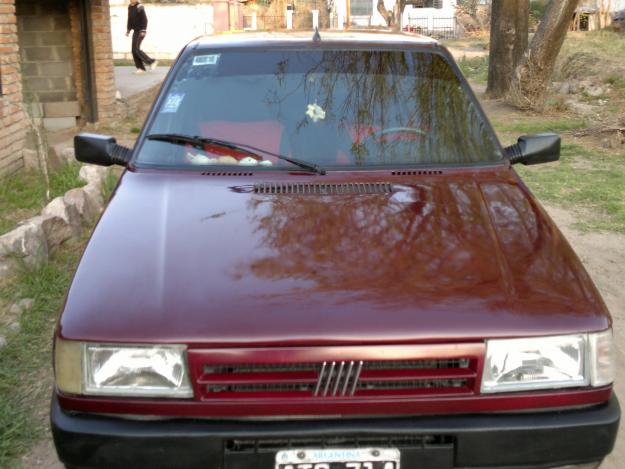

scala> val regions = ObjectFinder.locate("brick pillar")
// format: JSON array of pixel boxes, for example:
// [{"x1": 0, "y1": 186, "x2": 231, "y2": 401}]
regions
[
  {"x1": 90, "y1": 0, "x2": 115, "y2": 121},
  {"x1": 68, "y1": 0, "x2": 84, "y2": 117},
  {"x1": 68, "y1": 0, "x2": 115, "y2": 123},
  {"x1": 0, "y1": 0, "x2": 29, "y2": 176}
]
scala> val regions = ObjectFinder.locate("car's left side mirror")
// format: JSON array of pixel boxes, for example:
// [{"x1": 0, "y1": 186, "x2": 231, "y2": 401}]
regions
[
  {"x1": 74, "y1": 133, "x2": 132, "y2": 167},
  {"x1": 505, "y1": 133, "x2": 560, "y2": 166}
]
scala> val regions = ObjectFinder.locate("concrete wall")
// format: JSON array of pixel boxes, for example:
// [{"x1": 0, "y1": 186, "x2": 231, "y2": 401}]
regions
[
  {"x1": 16, "y1": 0, "x2": 76, "y2": 104},
  {"x1": 0, "y1": 0, "x2": 29, "y2": 177},
  {"x1": 109, "y1": 2, "x2": 214, "y2": 60}
]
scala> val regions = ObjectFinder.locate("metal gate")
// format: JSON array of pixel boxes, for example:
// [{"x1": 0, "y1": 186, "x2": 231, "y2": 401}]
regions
[{"x1": 405, "y1": 17, "x2": 458, "y2": 39}]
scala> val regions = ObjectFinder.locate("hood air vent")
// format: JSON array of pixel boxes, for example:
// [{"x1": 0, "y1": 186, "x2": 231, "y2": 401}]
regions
[
  {"x1": 391, "y1": 170, "x2": 443, "y2": 176},
  {"x1": 201, "y1": 172, "x2": 253, "y2": 177},
  {"x1": 254, "y1": 182, "x2": 393, "y2": 195}
]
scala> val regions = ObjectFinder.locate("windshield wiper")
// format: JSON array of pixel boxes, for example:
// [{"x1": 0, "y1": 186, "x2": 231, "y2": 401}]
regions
[{"x1": 146, "y1": 133, "x2": 326, "y2": 175}]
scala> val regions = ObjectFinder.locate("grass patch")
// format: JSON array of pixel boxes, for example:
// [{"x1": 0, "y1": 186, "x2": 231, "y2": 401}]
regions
[
  {"x1": 113, "y1": 59, "x2": 174, "y2": 67},
  {"x1": 457, "y1": 56, "x2": 489, "y2": 85},
  {"x1": 492, "y1": 119, "x2": 587, "y2": 135},
  {"x1": 102, "y1": 168, "x2": 123, "y2": 200},
  {"x1": 0, "y1": 163, "x2": 86, "y2": 236},
  {"x1": 0, "y1": 239, "x2": 85, "y2": 466},
  {"x1": 0, "y1": 168, "x2": 121, "y2": 466},
  {"x1": 516, "y1": 144, "x2": 625, "y2": 233},
  {"x1": 604, "y1": 74, "x2": 625, "y2": 89}
]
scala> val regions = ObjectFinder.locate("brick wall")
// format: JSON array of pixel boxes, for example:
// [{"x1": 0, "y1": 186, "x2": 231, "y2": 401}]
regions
[
  {"x1": 0, "y1": 0, "x2": 116, "y2": 177},
  {"x1": 0, "y1": 0, "x2": 29, "y2": 177}
]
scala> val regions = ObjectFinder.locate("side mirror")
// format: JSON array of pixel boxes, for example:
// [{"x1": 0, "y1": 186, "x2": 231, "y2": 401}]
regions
[
  {"x1": 505, "y1": 133, "x2": 560, "y2": 165},
  {"x1": 74, "y1": 133, "x2": 132, "y2": 167}
]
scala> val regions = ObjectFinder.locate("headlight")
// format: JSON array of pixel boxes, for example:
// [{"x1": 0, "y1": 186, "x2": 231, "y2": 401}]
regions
[
  {"x1": 481, "y1": 330, "x2": 614, "y2": 393},
  {"x1": 54, "y1": 339, "x2": 193, "y2": 398}
]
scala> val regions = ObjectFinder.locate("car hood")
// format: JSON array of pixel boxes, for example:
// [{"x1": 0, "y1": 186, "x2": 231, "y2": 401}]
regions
[{"x1": 59, "y1": 167, "x2": 610, "y2": 346}]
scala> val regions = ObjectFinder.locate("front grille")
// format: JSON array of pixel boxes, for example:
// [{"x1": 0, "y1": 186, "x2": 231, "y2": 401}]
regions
[
  {"x1": 226, "y1": 435, "x2": 453, "y2": 454},
  {"x1": 195, "y1": 356, "x2": 478, "y2": 400},
  {"x1": 254, "y1": 182, "x2": 394, "y2": 195}
]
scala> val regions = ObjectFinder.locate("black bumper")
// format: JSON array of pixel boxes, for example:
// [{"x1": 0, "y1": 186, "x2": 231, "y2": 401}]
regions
[{"x1": 51, "y1": 394, "x2": 620, "y2": 469}]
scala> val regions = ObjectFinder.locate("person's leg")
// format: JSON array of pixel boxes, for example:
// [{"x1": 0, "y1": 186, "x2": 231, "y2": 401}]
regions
[
  {"x1": 135, "y1": 33, "x2": 154, "y2": 66},
  {"x1": 131, "y1": 31, "x2": 146, "y2": 71}
]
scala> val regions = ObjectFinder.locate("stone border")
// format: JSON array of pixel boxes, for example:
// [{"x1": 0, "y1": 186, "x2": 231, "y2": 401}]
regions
[{"x1": 0, "y1": 163, "x2": 111, "y2": 280}]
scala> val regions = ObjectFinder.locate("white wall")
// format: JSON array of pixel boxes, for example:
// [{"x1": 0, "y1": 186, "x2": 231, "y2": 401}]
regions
[
  {"x1": 110, "y1": 3, "x2": 214, "y2": 60},
  {"x1": 342, "y1": 0, "x2": 457, "y2": 29},
  {"x1": 404, "y1": 0, "x2": 457, "y2": 29}
]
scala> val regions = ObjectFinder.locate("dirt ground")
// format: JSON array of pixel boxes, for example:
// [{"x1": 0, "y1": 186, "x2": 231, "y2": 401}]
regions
[{"x1": 18, "y1": 55, "x2": 625, "y2": 468}]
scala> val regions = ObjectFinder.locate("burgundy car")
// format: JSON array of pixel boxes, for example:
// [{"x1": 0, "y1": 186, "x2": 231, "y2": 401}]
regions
[{"x1": 52, "y1": 31, "x2": 619, "y2": 469}]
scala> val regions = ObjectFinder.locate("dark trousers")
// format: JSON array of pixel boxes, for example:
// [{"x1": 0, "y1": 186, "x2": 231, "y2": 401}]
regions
[{"x1": 131, "y1": 31, "x2": 154, "y2": 70}]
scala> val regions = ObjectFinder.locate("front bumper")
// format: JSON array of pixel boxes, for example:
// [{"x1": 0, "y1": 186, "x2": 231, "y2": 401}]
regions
[{"x1": 51, "y1": 393, "x2": 620, "y2": 469}]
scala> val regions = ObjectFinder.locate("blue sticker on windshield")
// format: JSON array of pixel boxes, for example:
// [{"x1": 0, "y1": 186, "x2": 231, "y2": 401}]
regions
[{"x1": 161, "y1": 92, "x2": 185, "y2": 113}]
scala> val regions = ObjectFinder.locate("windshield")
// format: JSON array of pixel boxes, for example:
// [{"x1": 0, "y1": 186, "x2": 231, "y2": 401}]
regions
[{"x1": 136, "y1": 49, "x2": 502, "y2": 169}]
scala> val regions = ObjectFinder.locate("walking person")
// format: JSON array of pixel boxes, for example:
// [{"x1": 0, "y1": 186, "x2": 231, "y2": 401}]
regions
[{"x1": 126, "y1": 0, "x2": 157, "y2": 74}]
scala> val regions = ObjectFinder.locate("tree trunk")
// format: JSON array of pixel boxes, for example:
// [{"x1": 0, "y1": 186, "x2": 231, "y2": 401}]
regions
[
  {"x1": 392, "y1": 0, "x2": 405, "y2": 30},
  {"x1": 377, "y1": 0, "x2": 392, "y2": 27},
  {"x1": 507, "y1": 0, "x2": 580, "y2": 110},
  {"x1": 486, "y1": 0, "x2": 528, "y2": 98},
  {"x1": 514, "y1": 0, "x2": 529, "y2": 67}
]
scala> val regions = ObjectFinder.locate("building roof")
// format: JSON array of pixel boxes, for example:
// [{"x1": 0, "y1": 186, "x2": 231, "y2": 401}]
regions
[{"x1": 190, "y1": 30, "x2": 439, "y2": 49}]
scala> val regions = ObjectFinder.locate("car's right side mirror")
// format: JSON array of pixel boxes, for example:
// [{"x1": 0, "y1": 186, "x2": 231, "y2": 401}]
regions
[
  {"x1": 505, "y1": 133, "x2": 561, "y2": 166},
  {"x1": 74, "y1": 133, "x2": 132, "y2": 167}
]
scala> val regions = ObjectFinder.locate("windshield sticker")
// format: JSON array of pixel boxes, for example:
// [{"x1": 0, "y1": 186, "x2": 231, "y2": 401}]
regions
[
  {"x1": 193, "y1": 54, "x2": 220, "y2": 66},
  {"x1": 306, "y1": 103, "x2": 326, "y2": 123},
  {"x1": 161, "y1": 92, "x2": 185, "y2": 113}
]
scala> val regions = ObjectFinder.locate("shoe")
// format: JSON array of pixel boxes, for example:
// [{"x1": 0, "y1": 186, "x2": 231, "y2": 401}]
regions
[
  {"x1": 150, "y1": 60, "x2": 159, "y2": 71},
  {"x1": 134, "y1": 69, "x2": 146, "y2": 74}
]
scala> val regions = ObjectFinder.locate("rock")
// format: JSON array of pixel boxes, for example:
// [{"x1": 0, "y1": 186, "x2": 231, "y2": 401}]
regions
[
  {"x1": 60, "y1": 147, "x2": 76, "y2": 164},
  {"x1": 0, "y1": 218, "x2": 49, "y2": 272},
  {"x1": 586, "y1": 86, "x2": 605, "y2": 98},
  {"x1": 116, "y1": 90, "x2": 123, "y2": 100},
  {"x1": 566, "y1": 99, "x2": 595, "y2": 115},
  {"x1": 17, "y1": 298, "x2": 35, "y2": 310},
  {"x1": 0, "y1": 336, "x2": 6, "y2": 349},
  {"x1": 602, "y1": 133, "x2": 623, "y2": 149},
  {"x1": 64, "y1": 188, "x2": 89, "y2": 217},
  {"x1": 558, "y1": 81, "x2": 572, "y2": 95},
  {"x1": 568, "y1": 81, "x2": 581, "y2": 94},
  {"x1": 0, "y1": 260, "x2": 12, "y2": 279},
  {"x1": 82, "y1": 184, "x2": 104, "y2": 217},
  {"x1": 35, "y1": 214, "x2": 72, "y2": 252},
  {"x1": 79, "y1": 165, "x2": 108, "y2": 188},
  {"x1": 22, "y1": 149, "x2": 40, "y2": 170},
  {"x1": 9, "y1": 298, "x2": 35, "y2": 317},
  {"x1": 8, "y1": 322, "x2": 20, "y2": 333},
  {"x1": 42, "y1": 196, "x2": 82, "y2": 240},
  {"x1": 64, "y1": 187, "x2": 98, "y2": 222}
]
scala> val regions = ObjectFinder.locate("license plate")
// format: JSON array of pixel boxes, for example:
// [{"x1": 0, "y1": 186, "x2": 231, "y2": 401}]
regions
[{"x1": 275, "y1": 448, "x2": 400, "y2": 469}]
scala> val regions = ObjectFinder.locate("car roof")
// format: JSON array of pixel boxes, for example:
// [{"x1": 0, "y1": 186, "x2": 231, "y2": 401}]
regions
[{"x1": 189, "y1": 30, "x2": 439, "y2": 50}]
